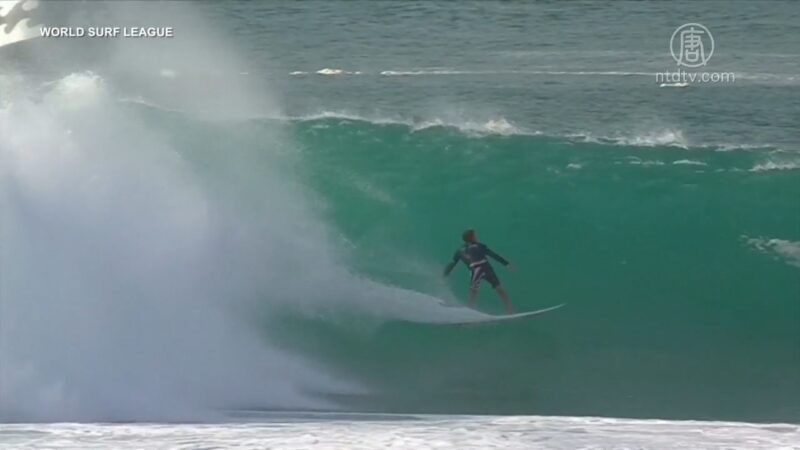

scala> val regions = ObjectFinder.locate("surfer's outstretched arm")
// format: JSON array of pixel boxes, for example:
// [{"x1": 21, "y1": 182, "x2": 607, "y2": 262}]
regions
[
  {"x1": 443, "y1": 251, "x2": 460, "y2": 276},
  {"x1": 443, "y1": 260, "x2": 457, "y2": 277},
  {"x1": 485, "y1": 246, "x2": 510, "y2": 266}
]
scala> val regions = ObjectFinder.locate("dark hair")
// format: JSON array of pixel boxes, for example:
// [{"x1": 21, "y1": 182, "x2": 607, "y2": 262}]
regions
[{"x1": 462, "y1": 228, "x2": 475, "y2": 243}]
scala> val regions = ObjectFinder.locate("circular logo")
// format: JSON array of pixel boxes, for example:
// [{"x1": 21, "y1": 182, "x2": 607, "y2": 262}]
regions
[{"x1": 670, "y1": 23, "x2": 714, "y2": 67}]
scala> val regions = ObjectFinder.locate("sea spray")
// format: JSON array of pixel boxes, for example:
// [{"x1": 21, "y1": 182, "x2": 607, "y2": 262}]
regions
[
  {"x1": 0, "y1": 71, "x2": 341, "y2": 421},
  {"x1": 0, "y1": 1, "x2": 342, "y2": 421}
]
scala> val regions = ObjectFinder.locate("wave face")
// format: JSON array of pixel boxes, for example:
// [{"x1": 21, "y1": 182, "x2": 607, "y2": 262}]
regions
[
  {"x1": 273, "y1": 116, "x2": 800, "y2": 422},
  {"x1": 2, "y1": 93, "x2": 798, "y2": 421}
]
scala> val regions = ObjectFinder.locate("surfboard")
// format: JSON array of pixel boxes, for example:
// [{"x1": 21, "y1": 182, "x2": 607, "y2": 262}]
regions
[{"x1": 450, "y1": 303, "x2": 565, "y2": 325}]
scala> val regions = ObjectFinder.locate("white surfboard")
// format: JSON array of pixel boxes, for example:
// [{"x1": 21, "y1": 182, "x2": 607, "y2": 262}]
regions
[{"x1": 449, "y1": 303, "x2": 565, "y2": 325}]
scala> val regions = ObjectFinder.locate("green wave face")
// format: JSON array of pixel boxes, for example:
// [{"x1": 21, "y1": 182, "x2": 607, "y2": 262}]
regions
[
  {"x1": 281, "y1": 117, "x2": 800, "y2": 421},
  {"x1": 102, "y1": 106, "x2": 800, "y2": 421}
]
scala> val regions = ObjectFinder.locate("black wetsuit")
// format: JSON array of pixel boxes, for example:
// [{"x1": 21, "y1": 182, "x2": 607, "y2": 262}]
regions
[{"x1": 444, "y1": 242, "x2": 509, "y2": 289}]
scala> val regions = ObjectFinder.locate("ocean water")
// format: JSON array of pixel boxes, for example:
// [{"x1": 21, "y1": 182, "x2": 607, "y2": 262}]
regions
[{"x1": 1, "y1": 0, "x2": 799, "y2": 448}]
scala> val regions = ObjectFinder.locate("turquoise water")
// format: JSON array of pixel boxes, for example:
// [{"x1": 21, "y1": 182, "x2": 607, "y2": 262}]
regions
[
  {"x1": 1, "y1": 0, "x2": 798, "y2": 425},
  {"x1": 286, "y1": 117, "x2": 800, "y2": 420}
]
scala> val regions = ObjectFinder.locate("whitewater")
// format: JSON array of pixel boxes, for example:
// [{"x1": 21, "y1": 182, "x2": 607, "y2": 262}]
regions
[
  {"x1": 1, "y1": 0, "x2": 799, "y2": 448},
  {"x1": 4, "y1": 415, "x2": 800, "y2": 449}
]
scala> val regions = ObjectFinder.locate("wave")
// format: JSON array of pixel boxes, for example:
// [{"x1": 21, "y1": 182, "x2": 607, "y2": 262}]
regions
[
  {"x1": 4, "y1": 71, "x2": 522, "y2": 422},
  {"x1": 7, "y1": 72, "x2": 522, "y2": 421},
  {"x1": 285, "y1": 113, "x2": 800, "y2": 421},
  {"x1": 672, "y1": 159, "x2": 707, "y2": 166},
  {"x1": 568, "y1": 128, "x2": 690, "y2": 148},
  {"x1": 744, "y1": 237, "x2": 800, "y2": 268},
  {"x1": 412, "y1": 117, "x2": 522, "y2": 135},
  {"x1": 290, "y1": 112, "x2": 699, "y2": 148},
  {"x1": 288, "y1": 112, "x2": 797, "y2": 158},
  {"x1": 1, "y1": 69, "x2": 371, "y2": 421},
  {"x1": 620, "y1": 157, "x2": 666, "y2": 166},
  {"x1": 749, "y1": 159, "x2": 800, "y2": 172},
  {"x1": 290, "y1": 68, "x2": 363, "y2": 76},
  {"x1": 289, "y1": 110, "x2": 530, "y2": 136},
  {"x1": 116, "y1": 99, "x2": 789, "y2": 156},
  {"x1": 304, "y1": 68, "x2": 656, "y2": 77},
  {"x1": 4, "y1": 73, "x2": 799, "y2": 422},
  {"x1": 5, "y1": 0, "x2": 799, "y2": 426}
]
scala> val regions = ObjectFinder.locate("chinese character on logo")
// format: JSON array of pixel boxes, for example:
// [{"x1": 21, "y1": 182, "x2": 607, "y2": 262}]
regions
[{"x1": 670, "y1": 23, "x2": 714, "y2": 68}]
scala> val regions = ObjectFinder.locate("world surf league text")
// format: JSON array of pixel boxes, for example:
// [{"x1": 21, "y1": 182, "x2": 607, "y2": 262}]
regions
[{"x1": 40, "y1": 27, "x2": 175, "y2": 38}]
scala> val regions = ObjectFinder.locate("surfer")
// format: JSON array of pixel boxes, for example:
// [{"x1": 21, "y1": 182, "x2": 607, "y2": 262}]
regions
[{"x1": 443, "y1": 229, "x2": 514, "y2": 313}]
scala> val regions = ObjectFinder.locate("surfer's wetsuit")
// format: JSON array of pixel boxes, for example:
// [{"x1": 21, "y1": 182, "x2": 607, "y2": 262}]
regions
[{"x1": 444, "y1": 242, "x2": 509, "y2": 290}]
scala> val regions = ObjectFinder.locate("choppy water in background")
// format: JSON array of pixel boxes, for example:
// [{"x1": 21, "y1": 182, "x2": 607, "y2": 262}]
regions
[{"x1": 211, "y1": 0, "x2": 800, "y2": 149}]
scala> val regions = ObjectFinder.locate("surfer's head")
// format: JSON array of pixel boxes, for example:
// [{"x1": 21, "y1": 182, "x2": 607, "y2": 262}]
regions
[{"x1": 462, "y1": 228, "x2": 476, "y2": 243}]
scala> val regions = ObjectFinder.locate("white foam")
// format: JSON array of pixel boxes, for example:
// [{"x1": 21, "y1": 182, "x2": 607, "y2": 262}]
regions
[
  {"x1": 413, "y1": 116, "x2": 523, "y2": 135},
  {"x1": 291, "y1": 112, "x2": 780, "y2": 155},
  {"x1": 293, "y1": 110, "x2": 406, "y2": 125},
  {"x1": 317, "y1": 68, "x2": 344, "y2": 75},
  {"x1": 1, "y1": 415, "x2": 797, "y2": 449},
  {"x1": 0, "y1": 72, "x2": 357, "y2": 421},
  {"x1": 570, "y1": 128, "x2": 689, "y2": 148},
  {"x1": 618, "y1": 129, "x2": 689, "y2": 148},
  {"x1": 620, "y1": 157, "x2": 665, "y2": 167},
  {"x1": 293, "y1": 111, "x2": 529, "y2": 136},
  {"x1": 745, "y1": 236, "x2": 800, "y2": 268},
  {"x1": 749, "y1": 160, "x2": 800, "y2": 172},
  {"x1": 315, "y1": 68, "x2": 361, "y2": 76},
  {"x1": 672, "y1": 159, "x2": 707, "y2": 166},
  {"x1": 713, "y1": 143, "x2": 784, "y2": 152}
]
